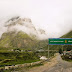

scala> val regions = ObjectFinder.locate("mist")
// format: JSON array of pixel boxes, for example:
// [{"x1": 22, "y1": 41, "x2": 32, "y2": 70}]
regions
[
  {"x1": 1, "y1": 16, "x2": 48, "y2": 40},
  {"x1": 0, "y1": 0, "x2": 72, "y2": 39}
]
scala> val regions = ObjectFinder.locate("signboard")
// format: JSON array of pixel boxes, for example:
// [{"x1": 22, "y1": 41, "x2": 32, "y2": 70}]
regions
[{"x1": 48, "y1": 38, "x2": 72, "y2": 45}]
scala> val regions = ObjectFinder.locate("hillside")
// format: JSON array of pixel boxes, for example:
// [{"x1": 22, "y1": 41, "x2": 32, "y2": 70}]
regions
[
  {"x1": 0, "y1": 16, "x2": 48, "y2": 51},
  {"x1": 0, "y1": 31, "x2": 39, "y2": 50},
  {"x1": 61, "y1": 31, "x2": 72, "y2": 38}
]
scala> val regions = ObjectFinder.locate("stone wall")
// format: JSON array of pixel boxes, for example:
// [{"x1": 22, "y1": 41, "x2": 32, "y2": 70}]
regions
[
  {"x1": 0, "y1": 60, "x2": 45, "y2": 71},
  {"x1": 0, "y1": 56, "x2": 55, "y2": 71}
]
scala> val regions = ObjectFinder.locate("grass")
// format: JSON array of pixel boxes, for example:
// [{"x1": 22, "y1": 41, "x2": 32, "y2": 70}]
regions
[
  {"x1": 0, "y1": 51, "x2": 55, "y2": 72},
  {"x1": 0, "y1": 51, "x2": 40, "y2": 67},
  {"x1": 61, "y1": 55, "x2": 72, "y2": 62},
  {"x1": 0, "y1": 59, "x2": 40, "y2": 67},
  {"x1": 0, "y1": 51, "x2": 55, "y2": 67},
  {"x1": 2, "y1": 61, "x2": 44, "y2": 72}
]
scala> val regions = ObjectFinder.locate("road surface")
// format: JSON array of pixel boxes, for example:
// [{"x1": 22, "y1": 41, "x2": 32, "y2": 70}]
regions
[{"x1": 43, "y1": 54, "x2": 72, "y2": 72}]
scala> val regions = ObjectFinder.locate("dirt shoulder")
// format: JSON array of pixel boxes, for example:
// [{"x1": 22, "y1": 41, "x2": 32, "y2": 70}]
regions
[{"x1": 27, "y1": 55, "x2": 58, "y2": 72}]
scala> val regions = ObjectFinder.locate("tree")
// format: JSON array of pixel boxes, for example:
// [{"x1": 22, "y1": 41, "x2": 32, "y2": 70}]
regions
[{"x1": 59, "y1": 48, "x2": 63, "y2": 54}]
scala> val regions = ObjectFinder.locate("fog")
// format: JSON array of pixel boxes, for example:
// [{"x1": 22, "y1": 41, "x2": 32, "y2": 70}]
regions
[
  {"x1": 2, "y1": 16, "x2": 48, "y2": 40},
  {"x1": 0, "y1": 0, "x2": 72, "y2": 39}
]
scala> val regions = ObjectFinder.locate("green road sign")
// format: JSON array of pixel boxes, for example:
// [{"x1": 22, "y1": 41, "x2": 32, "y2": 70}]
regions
[{"x1": 48, "y1": 38, "x2": 72, "y2": 45}]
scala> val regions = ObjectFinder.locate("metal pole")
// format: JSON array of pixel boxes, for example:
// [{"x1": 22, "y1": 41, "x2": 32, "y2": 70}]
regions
[
  {"x1": 62, "y1": 45, "x2": 63, "y2": 53},
  {"x1": 48, "y1": 39, "x2": 49, "y2": 60},
  {"x1": 62, "y1": 45, "x2": 64, "y2": 56},
  {"x1": 48, "y1": 45, "x2": 49, "y2": 59}
]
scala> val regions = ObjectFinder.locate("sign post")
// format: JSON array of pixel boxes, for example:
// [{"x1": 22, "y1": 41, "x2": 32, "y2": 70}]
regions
[
  {"x1": 48, "y1": 38, "x2": 72, "y2": 45},
  {"x1": 48, "y1": 45, "x2": 49, "y2": 59},
  {"x1": 48, "y1": 38, "x2": 72, "y2": 59}
]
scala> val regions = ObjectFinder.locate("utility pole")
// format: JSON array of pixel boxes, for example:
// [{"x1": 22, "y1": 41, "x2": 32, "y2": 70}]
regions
[
  {"x1": 62, "y1": 45, "x2": 64, "y2": 56},
  {"x1": 62, "y1": 45, "x2": 63, "y2": 53},
  {"x1": 48, "y1": 45, "x2": 49, "y2": 59},
  {"x1": 48, "y1": 39, "x2": 50, "y2": 59}
]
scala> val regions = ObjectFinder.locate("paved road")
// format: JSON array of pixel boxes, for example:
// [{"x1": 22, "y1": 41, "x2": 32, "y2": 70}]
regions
[{"x1": 43, "y1": 54, "x2": 72, "y2": 72}]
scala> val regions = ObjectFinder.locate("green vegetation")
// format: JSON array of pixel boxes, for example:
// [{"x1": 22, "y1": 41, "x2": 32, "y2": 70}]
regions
[
  {"x1": 0, "y1": 31, "x2": 49, "y2": 51},
  {"x1": 0, "y1": 52, "x2": 40, "y2": 67},
  {"x1": 59, "y1": 48, "x2": 63, "y2": 54},
  {"x1": 63, "y1": 45, "x2": 72, "y2": 51},
  {"x1": 62, "y1": 55, "x2": 72, "y2": 62},
  {"x1": 0, "y1": 31, "x2": 39, "y2": 50},
  {"x1": 0, "y1": 50, "x2": 55, "y2": 67},
  {"x1": 61, "y1": 31, "x2": 72, "y2": 38}
]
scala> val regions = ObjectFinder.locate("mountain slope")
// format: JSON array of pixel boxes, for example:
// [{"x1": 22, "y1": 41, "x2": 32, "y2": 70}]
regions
[
  {"x1": 0, "y1": 31, "x2": 39, "y2": 50},
  {"x1": 0, "y1": 16, "x2": 47, "y2": 50},
  {"x1": 61, "y1": 31, "x2": 72, "y2": 38}
]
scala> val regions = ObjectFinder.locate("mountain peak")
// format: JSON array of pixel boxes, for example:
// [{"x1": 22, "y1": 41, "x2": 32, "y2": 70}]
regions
[
  {"x1": 6, "y1": 16, "x2": 20, "y2": 23},
  {"x1": 3, "y1": 16, "x2": 47, "y2": 40},
  {"x1": 5, "y1": 16, "x2": 32, "y2": 27},
  {"x1": 23, "y1": 18, "x2": 32, "y2": 23}
]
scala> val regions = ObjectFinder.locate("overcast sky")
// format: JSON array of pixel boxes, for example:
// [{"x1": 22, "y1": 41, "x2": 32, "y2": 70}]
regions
[{"x1": 0, "y1": 0, "x2": 72, "y2": 38}]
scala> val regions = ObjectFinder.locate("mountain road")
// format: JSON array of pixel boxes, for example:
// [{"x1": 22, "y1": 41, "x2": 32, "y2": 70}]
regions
[{"x1": 43, "y1": 54, "x2": 72, "y2": 72}]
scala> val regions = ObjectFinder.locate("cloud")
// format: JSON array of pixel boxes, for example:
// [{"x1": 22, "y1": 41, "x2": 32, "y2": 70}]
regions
[{"x1": 0, "y1": 0, "x2": 72, "y2": 38}]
